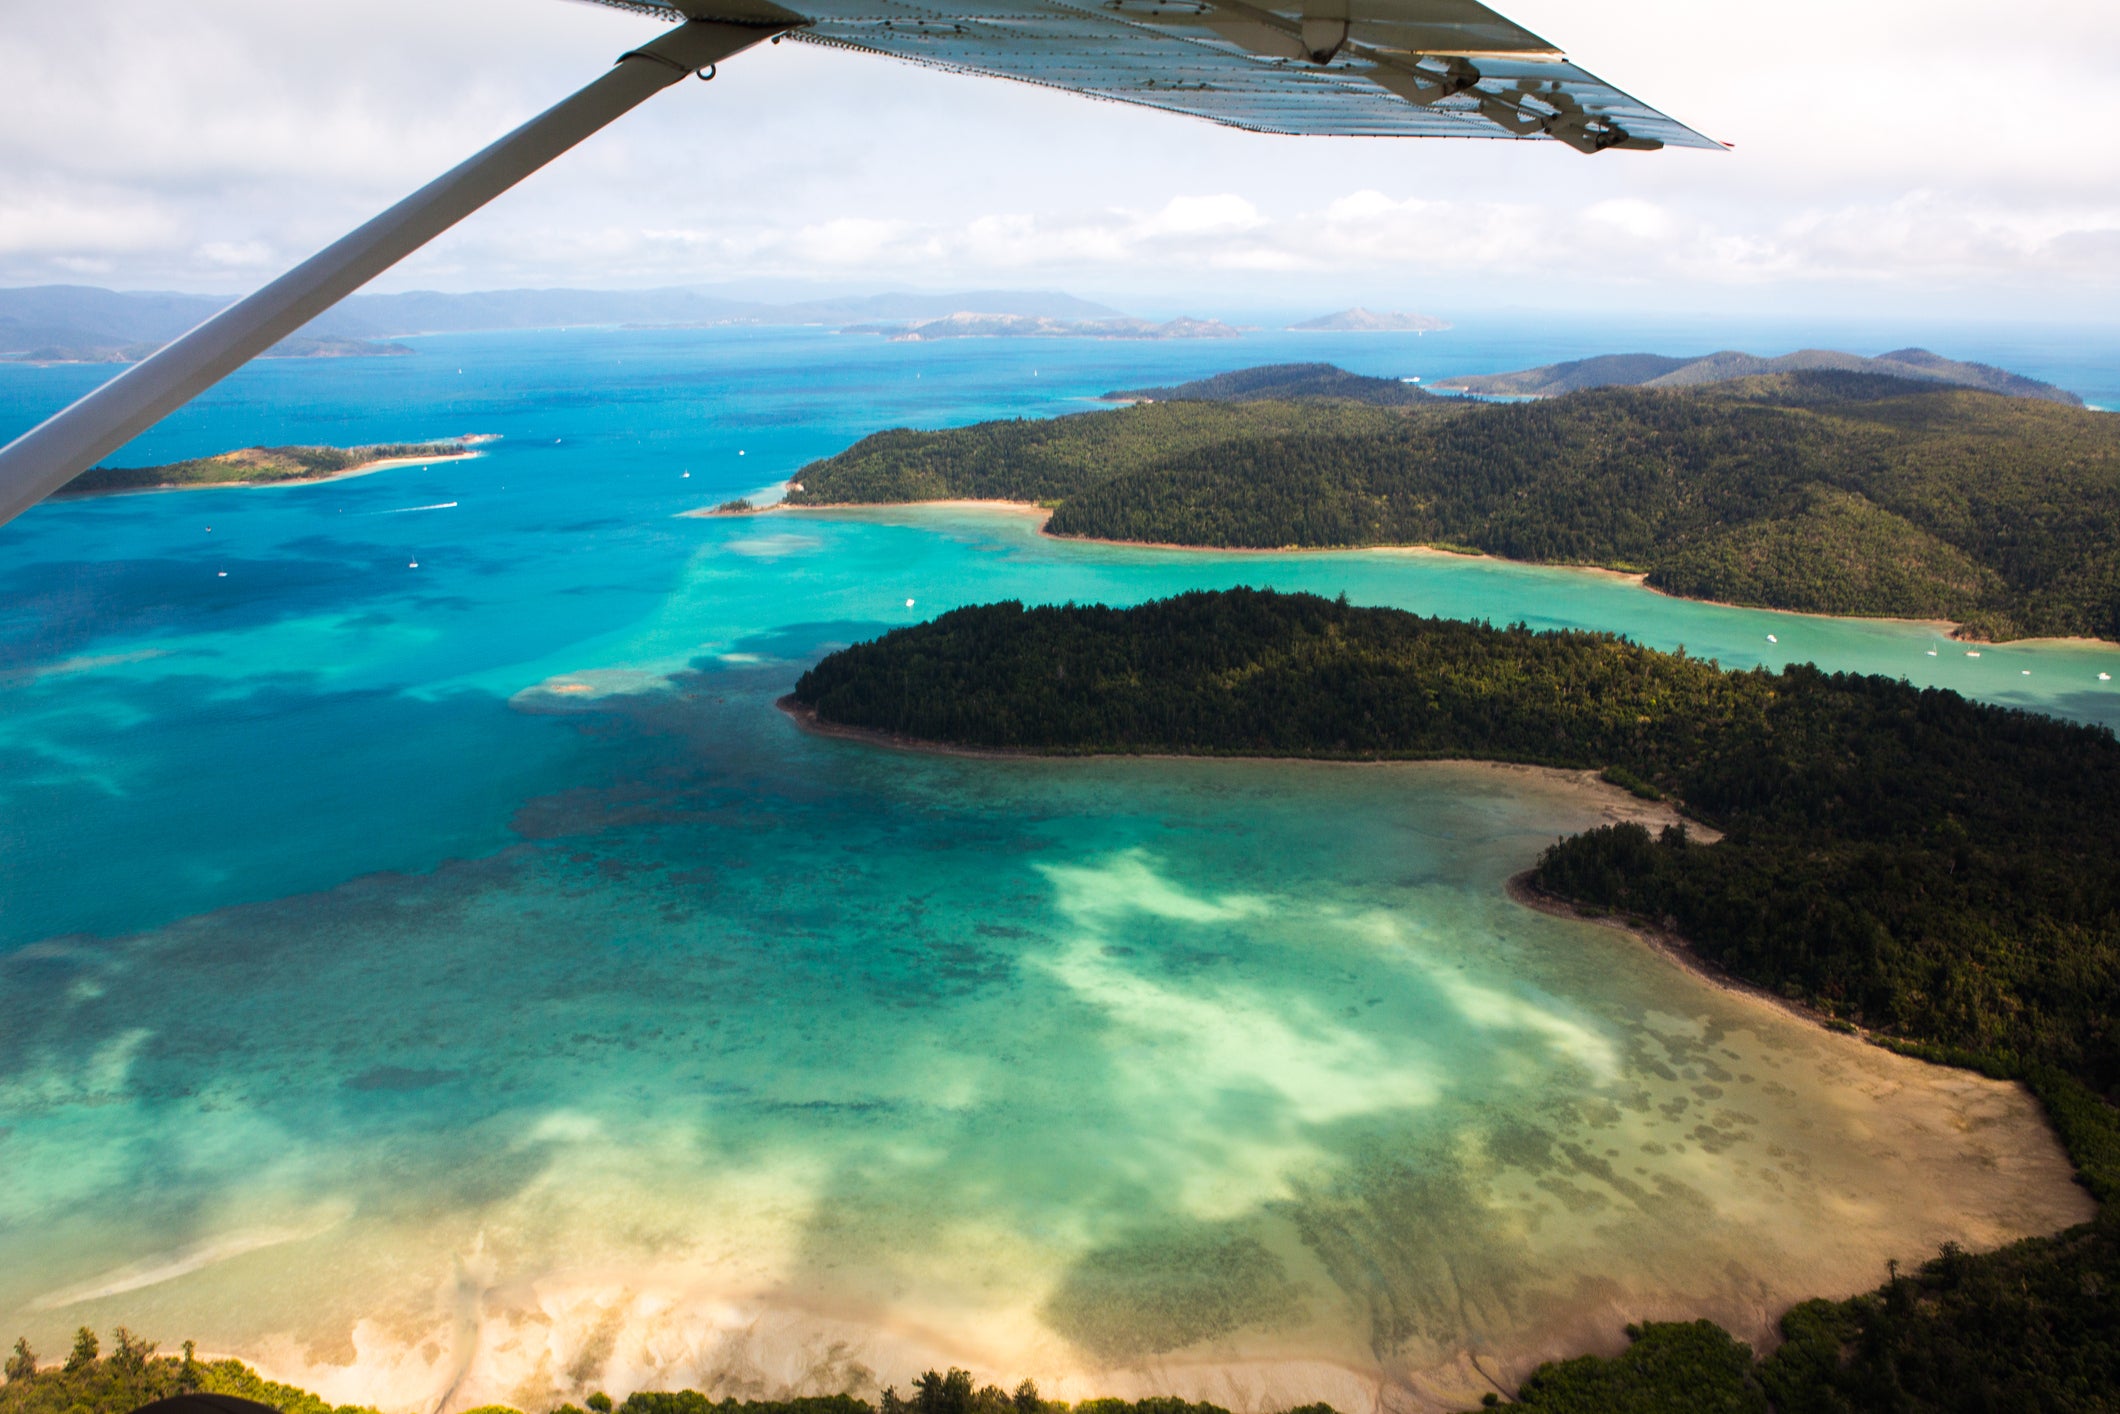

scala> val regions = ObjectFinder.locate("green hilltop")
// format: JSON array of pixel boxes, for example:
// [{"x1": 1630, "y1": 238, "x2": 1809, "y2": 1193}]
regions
[
  {"x1": 1432, "y1": 346, "x2": 2082, "y2": 405},
  {"x1": 1101, "y1": 362, "x2": 1434, "y2": 405},
  {"x1": 784, "y1": 369, "x2": 2120, "y2": 642}
]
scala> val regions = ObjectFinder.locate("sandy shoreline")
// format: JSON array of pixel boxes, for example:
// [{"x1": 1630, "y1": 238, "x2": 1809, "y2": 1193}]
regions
[
  {"x1": 772, "y1": 499, "x2": 1663, "y2": 574},
  {"x1": 777, "y1": 693, "x2": 1714, "y2": 832},
  {"x1": 641, "y1": 696, "x2": 2095, "y2": 1409},
  {"x1": 1502, "y1": 870, "x2": 1844, "y2": 1032},
  {"x1": 55, "y1": 447, "x2": 483, "y2": 500},
  {"x1": 744, "y1": 497, "x2": 1053, "y2": 519},
  {"x1": 28, "y1": 705, "x2": 2087, "y2": 1414},
  {"x1": 755, "y1": 499, "x2": 2120, "y2": 649},
  {"x1": 776, "y1": 697, "x2": 1935, "y2": 1044}
]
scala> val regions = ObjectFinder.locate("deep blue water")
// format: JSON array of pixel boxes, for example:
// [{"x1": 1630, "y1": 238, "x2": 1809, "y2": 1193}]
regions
[
  {"x1": 0, "y1": 320, "x2": 2113, "y2": 1407},
  {"x1": 3, "y1": 319, "x2": 2114, "y2": 952}
]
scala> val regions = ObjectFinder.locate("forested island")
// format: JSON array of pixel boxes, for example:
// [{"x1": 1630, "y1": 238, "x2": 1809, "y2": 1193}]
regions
[
  {"x1": 1286, "y1": 308, "x2": 1450, "y2": 333},
  {"x1": 1102, "y1": 363, "x2": 1431, "y2": 405},
  {"x1": 788, "y1": 587, "x2": 2120, "y2": 1409},
  {"x1": 1, "y1": 335, "x2": 414, "y2": 365},
  {"x1": 783, "y1": 367, "x2": 2120, "y2": 642},
  {"x1": 57, "y1": 440, "x2": 479, "y2": 497},
  {"x1": 1432, "y1": 346, "x2": 2082, "y2": 405}
]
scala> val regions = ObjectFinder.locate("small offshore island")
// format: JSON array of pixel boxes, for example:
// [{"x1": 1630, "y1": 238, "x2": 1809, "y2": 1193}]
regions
[
  {"x1": 54, "y1": 438, "x2": 487, "y2": 497},
  {"x1": 786, "y1": 587, "x2": 2120, "y2": 1409},
  {"x1": 781, "y1": 359, "x2": 2118, "y2": 644}
]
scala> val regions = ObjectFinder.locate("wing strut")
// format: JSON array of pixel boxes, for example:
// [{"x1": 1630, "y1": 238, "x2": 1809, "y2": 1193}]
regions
[{"x1": 0, "y1": 17, "x2": 782, "y2": 528}]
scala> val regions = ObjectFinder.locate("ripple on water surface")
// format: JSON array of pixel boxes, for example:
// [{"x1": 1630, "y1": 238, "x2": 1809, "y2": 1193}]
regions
[
  {"x1": 2, "y1": 334, "x2": 2116, "y2": 1409},
  {"x1": 0, "y1": 685, "x2": 2091, "y2": 1412}
]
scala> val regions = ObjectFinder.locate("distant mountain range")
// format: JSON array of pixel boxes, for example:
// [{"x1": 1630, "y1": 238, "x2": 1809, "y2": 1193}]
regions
[
  {"x1": 1288, "y1": 307, "x2": 1451, "y2": 333},
  {"x1": 843, "y1": 313, "x2": 1245, "y2": 342},
  {"x1": 1436, "y1": 348, "x2": 2082, "y2": 406},
  {"x1": 1103, "y1": 362, "x2": 1430, "y2": 405},
  {"x1": 0, "y1": 285, "x2": 1128, "y2": 363}
]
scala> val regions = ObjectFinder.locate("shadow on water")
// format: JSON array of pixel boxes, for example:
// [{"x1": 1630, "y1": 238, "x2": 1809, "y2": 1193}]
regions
[
  {"x1": 0, "y1": 672, "x2": 623, "y2": 950},
  {"x1": 0, "y1": 552, "x2": 404, "y2": 670},
  {"x1": 0, "y1": 590, "x2": 2101, "y2": 1388}
]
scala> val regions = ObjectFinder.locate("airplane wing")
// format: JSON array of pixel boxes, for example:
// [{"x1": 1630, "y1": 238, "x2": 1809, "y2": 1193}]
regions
[
  {"x1": 0, "y1": 3, "x2": 1715, "y2": 523},
  {"x1": 612, "y1": 0, "x2": 1718, "y2": 152}
]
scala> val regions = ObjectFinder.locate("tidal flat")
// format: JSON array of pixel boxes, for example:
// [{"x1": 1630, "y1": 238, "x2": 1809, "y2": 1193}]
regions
[
  {"x1": 4, "y1": 328, "x2": 2118, "y2": 1414},
  {"x1": 0, "y1": 730, "x2": 2092, "y2": 1413}
]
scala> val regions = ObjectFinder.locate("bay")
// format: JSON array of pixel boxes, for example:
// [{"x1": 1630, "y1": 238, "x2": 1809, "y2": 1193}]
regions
[{"x1": 0, "y1": 320, "x2": 2114, "y2": 1411}]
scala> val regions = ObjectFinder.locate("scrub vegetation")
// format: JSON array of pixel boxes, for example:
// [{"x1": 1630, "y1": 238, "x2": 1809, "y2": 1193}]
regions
[
  {"x1": 0, "y1": 1331, "x2": 378, "y2": 1414},
  {"x1": 790, "y1": 586, "x2": 2120, "y2": 1410},
  {"x1": 784, "y1": 371, "x2": 2120, "y2": 641},
  {"x1": 1102, "y1": 362, "x2": 1434, "y2": 406},
  {"x1": 784, "y1": 398, "x2": 1403, "y2": 508},
  {"x1": 58, "y1": 442, "x2": 470, "y2": 496},
  {"x1": 0, "y1": 1346, "x2": 1328, "y2": 1414}
]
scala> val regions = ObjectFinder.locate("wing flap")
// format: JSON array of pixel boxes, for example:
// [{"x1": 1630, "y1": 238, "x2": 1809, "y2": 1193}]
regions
[{"x1": 633, "y1": 0, "x2": 1718, "y2": 151}]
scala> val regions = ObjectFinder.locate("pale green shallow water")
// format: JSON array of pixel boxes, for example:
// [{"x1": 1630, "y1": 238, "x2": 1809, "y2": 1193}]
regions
[
  {"x1": 3, "y1": 327, "x2": 2117, "y2": 1413},
  {"x1": 2, "y1": 511, "x2": 2103, "y2": 1414}
]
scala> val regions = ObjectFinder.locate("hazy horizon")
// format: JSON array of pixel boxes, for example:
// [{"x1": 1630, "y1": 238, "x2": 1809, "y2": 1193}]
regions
[{"x1": 4, "y1": 0, "x2": 2115, "y2": 321}]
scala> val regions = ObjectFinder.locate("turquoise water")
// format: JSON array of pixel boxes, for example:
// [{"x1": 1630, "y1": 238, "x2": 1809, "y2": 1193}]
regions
[{"x1": 0, "y1": 324, "x2": 2114, "y2": 1410}]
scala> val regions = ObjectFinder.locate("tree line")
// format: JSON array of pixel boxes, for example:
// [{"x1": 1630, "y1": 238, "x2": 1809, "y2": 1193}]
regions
[
  {"x1": 792, "y1": 586, "x2": 2120, "y2": 1410},
  {"x1": 0, "y1": 1340, "x2": 1330, "y2": 1414},
  {"x1": 786, "y1": 372, "x2": 2120, "y2": 641}
]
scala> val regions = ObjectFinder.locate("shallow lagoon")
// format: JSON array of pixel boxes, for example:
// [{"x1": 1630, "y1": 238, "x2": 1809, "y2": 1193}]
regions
[
  {"x1": 1, "y1": 327, "x2": 2116, "y2": 1412},
  {"x1": 0, "y1": 723, "x2": 2090, "y2": 1411}
]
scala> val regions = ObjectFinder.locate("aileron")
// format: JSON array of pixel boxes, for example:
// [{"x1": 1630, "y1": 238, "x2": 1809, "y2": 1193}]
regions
[{"x1": 641, "y1": 0, "x2": 1717, "y2": 150}]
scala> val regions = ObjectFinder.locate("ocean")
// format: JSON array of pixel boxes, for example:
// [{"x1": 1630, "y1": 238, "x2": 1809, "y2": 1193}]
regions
[{"x1": 1, "y1": 319, "x2": 2114, "y2": 1410}]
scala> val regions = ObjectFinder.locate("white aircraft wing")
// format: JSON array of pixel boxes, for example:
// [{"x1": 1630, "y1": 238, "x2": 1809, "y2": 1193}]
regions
[
  {"x1": 0, "y1": 2, "x2": 1715, "y2": 522},
  {"x1": 619, "y1": 0, "x2": 1718, "y2": 152}
]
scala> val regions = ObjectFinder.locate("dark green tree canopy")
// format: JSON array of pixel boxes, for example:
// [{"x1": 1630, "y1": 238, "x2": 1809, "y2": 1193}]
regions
[{"x1": 788, "y1": 374, "x2": 2120, "y2": 641}]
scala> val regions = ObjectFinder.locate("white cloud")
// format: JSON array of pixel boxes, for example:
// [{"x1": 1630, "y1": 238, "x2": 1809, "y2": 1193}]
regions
[
  {"x1": 0, "y1": 191, "x2": 184, "y2": 258},
  {"x1": 1585, "y1": 198, "x2": 1674, "y2": 243},
  {"x1": 1141, "y1": 194, "x2": 1266, "y2": 237},
  {"x1": 196, "y1": 240, "x2": 279, "y2": 270},
  {"x1": 788, "y1": 216, "x2": 922, "y2": 266},
  {"x1": 1, "y1": 0, "x2": 2117, "y2": 314}
]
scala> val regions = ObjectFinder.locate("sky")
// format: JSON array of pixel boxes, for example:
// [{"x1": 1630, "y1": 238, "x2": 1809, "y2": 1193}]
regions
[{"x1": 2, "y1": 0, "x2": 2117, "y2": 320}]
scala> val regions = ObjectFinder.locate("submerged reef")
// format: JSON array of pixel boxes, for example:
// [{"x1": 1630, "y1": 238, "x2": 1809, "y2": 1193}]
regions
[{"x1": 792, "y1": 586, "x2": 2120, "y2": 1411}]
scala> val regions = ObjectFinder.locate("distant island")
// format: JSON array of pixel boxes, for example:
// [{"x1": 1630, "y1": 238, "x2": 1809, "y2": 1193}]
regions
[
  {"x1": 1435, "y1": 346, "x2": 2083, "y2": 406},
  {"x1": 56, "y1": 438, "x2": 484, "y2": 497},
  {"x1": 839, "y1": 313, "x2": 1246, "y2": 342},
  {"x1": 4, "y1": 334, "x2": 414, "y2": 365},
  {"x1": 0, "y1": 283, "x2": 1135, "y2": 353},
  {"x1": 786, "y1": 586, "x2": 2120, "y2": 1411},
  {"x1": 1286, "y1": 306, "x2": 1450, "y2": 332},
  {"x1": 783, "y1": 362, "x2": 2119, "y2": 642}
]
